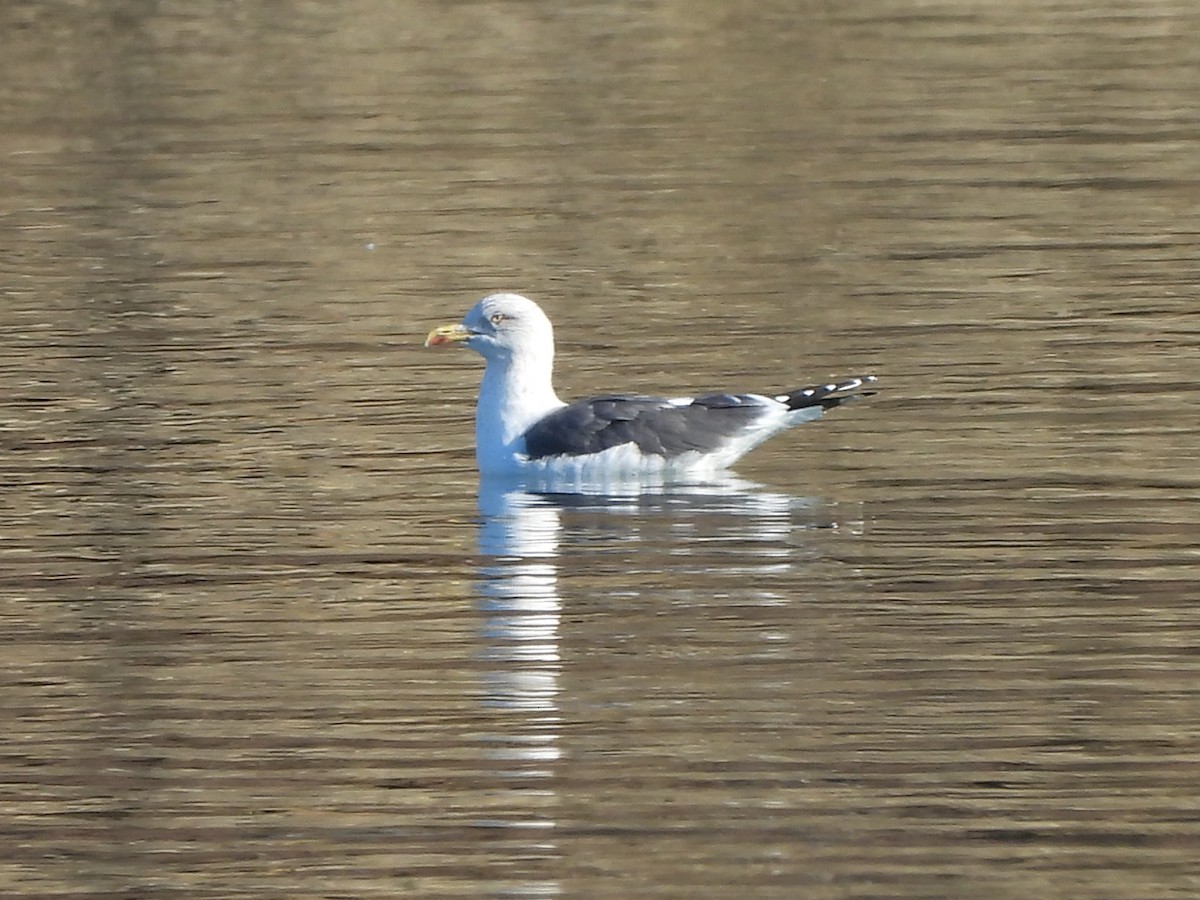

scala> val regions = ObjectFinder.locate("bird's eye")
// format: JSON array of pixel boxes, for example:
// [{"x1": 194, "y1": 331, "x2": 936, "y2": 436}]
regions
[{"x1": 489, "y1": 313, "x2": 507, "y2": 325}]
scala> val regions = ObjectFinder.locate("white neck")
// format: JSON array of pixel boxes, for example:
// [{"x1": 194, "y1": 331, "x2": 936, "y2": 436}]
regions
[{"x1": 476, "y1": 351, "x2": 564, "y2": 466}]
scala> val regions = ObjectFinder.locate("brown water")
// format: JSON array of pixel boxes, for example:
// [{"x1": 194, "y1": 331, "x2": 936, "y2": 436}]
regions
[{"x1": 3, "y1": 1, "x2": 1199, "y2": 897}]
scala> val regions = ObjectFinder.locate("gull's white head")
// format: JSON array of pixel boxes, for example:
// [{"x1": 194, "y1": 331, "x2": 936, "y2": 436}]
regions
[
  {"x1": 424, "y1": 292, "x2": 554, "y2": 363},
  {"x1": 425, "y1": 293, "x2": 564, "y2": 466}
]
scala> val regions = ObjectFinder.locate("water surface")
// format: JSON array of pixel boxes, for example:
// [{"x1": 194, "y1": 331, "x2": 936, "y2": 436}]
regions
[{"x1": 2, "y1": 1, "x2": 1198, "y2": 897}]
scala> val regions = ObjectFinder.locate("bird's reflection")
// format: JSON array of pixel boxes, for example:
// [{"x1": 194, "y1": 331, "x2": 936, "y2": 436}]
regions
[
  {"x1": 474, "y1": 471, "x2": 853, "y2": 711},
  {"x1": 472, "y1": 473, "x2": 857, "y2": 891},
  {"x1": 476, "y1": 484, "x2": 564, "y2": 717}
]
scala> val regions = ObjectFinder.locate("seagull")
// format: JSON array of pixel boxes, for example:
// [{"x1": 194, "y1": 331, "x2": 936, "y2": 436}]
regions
[{"x1": 425, "y1": 292, "x2": 876, "y2": 478}]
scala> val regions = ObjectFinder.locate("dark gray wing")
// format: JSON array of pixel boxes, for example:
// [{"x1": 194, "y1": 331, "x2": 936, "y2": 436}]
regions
[
  {"x1": 523, "y1": 393, "x2": 769, "y2": 460},
  {"x1": 777, "y1": 375, "x2": 878, "y2": 411}
]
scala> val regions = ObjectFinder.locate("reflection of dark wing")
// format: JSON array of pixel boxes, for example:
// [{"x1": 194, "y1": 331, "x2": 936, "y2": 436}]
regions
[{"x1": 524, "y1": 394, "x2": 769, "y2": 460}]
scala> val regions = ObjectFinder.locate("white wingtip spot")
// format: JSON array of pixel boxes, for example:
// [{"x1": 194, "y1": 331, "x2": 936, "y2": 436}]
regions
[{"x1": 774, "y1": 394, "x2": 789, "y2": 402}]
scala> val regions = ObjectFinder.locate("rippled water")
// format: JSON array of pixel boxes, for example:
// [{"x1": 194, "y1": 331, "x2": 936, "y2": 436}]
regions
[{"x1": 3, "y1": 1, "x2": 1199, "y2": 897}]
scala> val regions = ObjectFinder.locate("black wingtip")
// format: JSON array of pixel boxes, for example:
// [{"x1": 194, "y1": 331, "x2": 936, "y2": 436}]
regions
[{"x1": 778, "y1": 375, "x2": 878, "y2": 411}]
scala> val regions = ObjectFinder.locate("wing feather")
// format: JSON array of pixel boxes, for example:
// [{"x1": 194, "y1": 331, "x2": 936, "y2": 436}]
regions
[{"x1": 524, "y1": 394, "x2": 769, "y2": 460}]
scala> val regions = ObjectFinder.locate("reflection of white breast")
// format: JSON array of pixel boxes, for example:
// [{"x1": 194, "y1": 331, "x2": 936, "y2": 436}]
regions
[{"x1": 477, "y1": 483, "x2": 563, "y2": 714}]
